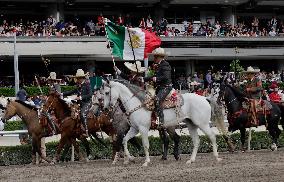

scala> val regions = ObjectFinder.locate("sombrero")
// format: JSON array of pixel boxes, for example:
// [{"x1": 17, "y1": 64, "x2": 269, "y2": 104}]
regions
[
  {"x1": 148, "y1": 47, "x2": 168, "y2": 57},
  {"x1": 243, "y1": 66, "x2": 260, "y2": 74},
  {"x1": 71, "y1": 69, "x2": 87, "y2": 78},
  {"x1": 124, "y1": 61, "x2": 146, "y2": 73},
  {"x1": 47, "y1": 72, "x2": 61, "y2": 81}
]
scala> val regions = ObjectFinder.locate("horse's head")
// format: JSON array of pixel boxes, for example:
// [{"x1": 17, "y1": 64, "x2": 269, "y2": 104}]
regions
[
  {"x1": 42, "y1": 91, "x2": 61, "y2": 113},
  {"x1": 101, "y1": 80, "x2": 119, "y2": 111},
  {"x1": 2, "y1": 99, "x2": 16, "y2": 123},
  {"x1": 217, "y1": 83, "x2": 227, "y2": 105}
]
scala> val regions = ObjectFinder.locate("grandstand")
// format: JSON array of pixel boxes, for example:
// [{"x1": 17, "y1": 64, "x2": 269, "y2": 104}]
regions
[{"x1": 0, "y1": 0, "x2": 284, "y2": 83}]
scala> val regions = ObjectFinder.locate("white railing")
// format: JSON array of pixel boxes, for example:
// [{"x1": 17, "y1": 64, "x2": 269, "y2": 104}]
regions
[{"x1": 0, "y1": 130, "x2": 75, "y2": 162}]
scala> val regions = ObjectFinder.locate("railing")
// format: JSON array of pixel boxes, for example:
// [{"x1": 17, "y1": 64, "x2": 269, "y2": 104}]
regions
[{"x1": 0, "y1": 130, "x2": 76, "y2": 162}]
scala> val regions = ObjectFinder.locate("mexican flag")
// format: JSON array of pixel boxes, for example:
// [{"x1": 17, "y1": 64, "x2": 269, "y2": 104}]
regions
[{"x1": 105, "y1": 21, "x2": 161, "y2": 60}]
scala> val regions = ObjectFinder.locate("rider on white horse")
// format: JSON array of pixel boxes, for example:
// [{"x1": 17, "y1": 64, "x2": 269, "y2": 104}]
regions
[{"x1": 143, "y1": 47, "x2": 172, "y2": 127}]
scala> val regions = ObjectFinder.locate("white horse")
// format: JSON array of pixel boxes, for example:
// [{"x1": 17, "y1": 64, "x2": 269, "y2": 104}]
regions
[{"x1": 101, "y1": 80, "x2": 221, "y2": 166}]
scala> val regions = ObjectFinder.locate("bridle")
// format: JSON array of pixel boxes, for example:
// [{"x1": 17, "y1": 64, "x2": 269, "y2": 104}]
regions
[{"x1": 103, "y1": 82, "x2": 144, "y2": 118}]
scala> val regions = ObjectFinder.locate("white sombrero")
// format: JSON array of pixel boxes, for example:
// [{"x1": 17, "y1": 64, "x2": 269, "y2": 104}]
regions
[
  {"x1": 148, "y1": 47, "x2": 168, "y2": 57},
  {"x1": 47, "y1": 72, "x2": 61, "y2": 81},
  {"x1": 124, "y1": 61, "x2": 146, "y2": 73},
  {"x1": 72, "y1": 69, "x2": 87, "y2": 78},
  {"x1": 243, "y1": 66, "x2": 260, "y2": 73}
]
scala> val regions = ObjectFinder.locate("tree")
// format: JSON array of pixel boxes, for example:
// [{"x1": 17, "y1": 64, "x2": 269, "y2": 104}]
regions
[{"x1": 230, "y1": 59, "x2": 244, "y2": 73}]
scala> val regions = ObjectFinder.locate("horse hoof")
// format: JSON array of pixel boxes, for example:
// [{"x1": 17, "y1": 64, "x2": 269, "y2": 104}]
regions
[
  {"x1": 160, "y1": 156, "x2": 167, "y2": 161},
  {"x1": 216, "y1": 158, "x2": 222, "y2": 162},
  {"x1": 142, "y1": 162, "x2": 149, "y2": 167},
  {"x1": 271, "y1": 143, "x2": 278, "y2": 151},
  {"x1": 112, "y1": 161, "x2": 117, "y2": 165},
  {"x1": 186, "y1": 159, "x2": 194, "y2": 164},
  {"x1": 174, "y1": 155, "x2": 181, "y2": 161},
  {"x1": 129, "y1": 156, "x2": 135, "y2": 162}
]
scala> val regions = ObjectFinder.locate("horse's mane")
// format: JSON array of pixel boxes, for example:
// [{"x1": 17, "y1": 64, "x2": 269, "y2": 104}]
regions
[
  {"x1": 15, "y1": 100, "x2": 38, "y2": 110},
  {"x1": 226, "y1": 84, "x2": 246, "y2": 99},
  {"x1": 114, "y1": 79, "x2": 147, "y2": 102},
  {"x1": 49, "y1": 93, "x2": 71, "y2": 114}
]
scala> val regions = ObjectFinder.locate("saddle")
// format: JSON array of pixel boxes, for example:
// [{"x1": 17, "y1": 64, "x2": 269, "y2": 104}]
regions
[
  {"x1": 242, "y1": 99, "x2": 272, "y2": 127},
  {"x1": 144, "y1": 89, "x2": 184, "y2": 111}
]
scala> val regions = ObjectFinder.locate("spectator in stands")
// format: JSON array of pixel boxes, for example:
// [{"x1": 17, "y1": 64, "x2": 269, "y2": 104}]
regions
[
  {"x1": 139, "y1": 18, "x2": 146, "y2": 29},
  {"x1": 269, "y1": 27, "x2": 277, "y2": 37},
  {"x1": 146, "y1": 15, "x2": 153, "y2": 31},
  {"x1": 270, "y1": 16, "x2": 277, "y2": 30},
  {"x1": 205, "y1": 70, "x2": 212, "y2": 88}
]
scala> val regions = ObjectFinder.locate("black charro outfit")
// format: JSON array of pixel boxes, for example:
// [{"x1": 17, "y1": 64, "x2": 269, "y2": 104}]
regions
[{"x1": 144, "y1": 59, "x2": 172, "y2": 125}]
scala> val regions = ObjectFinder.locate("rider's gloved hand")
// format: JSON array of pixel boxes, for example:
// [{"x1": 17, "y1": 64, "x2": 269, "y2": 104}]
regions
[{"x1": 113, "y1": 66, "x2": 121, "y2": 75}]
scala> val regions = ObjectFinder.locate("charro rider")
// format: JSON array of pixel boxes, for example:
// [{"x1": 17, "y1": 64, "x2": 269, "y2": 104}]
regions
[
  {"x1": 242, "y1": 66, "x2": 263, "y2": 126},
  {"x1": 45, "y1": 72, "x2": 62, "y2": 134},
  {"x1": 62, "y1": 69, "x2": 92, "y2": 137},
  {"x1": 47, "y1": 72, "x2": 62, "y2": 93},
  {"x1": 143, "y1": 47, "x2": 172, "y2": 127}
]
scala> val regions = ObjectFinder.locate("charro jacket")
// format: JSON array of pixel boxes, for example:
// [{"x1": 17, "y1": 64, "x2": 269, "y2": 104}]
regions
[{"x1": 144, "y1": 59, "x2": 172, "y2": 88}]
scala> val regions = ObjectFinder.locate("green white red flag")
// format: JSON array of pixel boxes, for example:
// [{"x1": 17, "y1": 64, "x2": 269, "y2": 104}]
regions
[{"x1": 105, "y1": 21, "x2": 161, "y2": 60}]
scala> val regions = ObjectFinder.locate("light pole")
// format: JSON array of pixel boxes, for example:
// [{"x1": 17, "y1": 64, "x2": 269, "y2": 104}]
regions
[{"x1": 14, "y1": 30, "x2": 19, "y2": 96}]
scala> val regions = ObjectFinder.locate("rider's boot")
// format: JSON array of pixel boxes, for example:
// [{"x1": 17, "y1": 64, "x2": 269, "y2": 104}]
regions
[
  {"x1": 80, "y1": 117, "x2": 88, "y2": 138},
  {"x1": 46, "y1": 112, "x2": 57, "y2": 135}
]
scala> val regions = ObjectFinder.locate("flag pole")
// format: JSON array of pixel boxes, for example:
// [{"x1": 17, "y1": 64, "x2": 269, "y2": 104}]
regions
[
  {"x1": 127, "y1": 27, "x2": 139, "y2": 73},
  {"x1": 104, "y1": 18, "x2": 116, "y2": 67}
]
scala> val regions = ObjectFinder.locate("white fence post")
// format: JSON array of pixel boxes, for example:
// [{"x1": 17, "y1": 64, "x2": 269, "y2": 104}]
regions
[
  {"x1": 71, "y1": 145, "x2": 75, "y2": 162},
  {"x1": 248, "y1": 127, "x2": 252, "y2": 151}
]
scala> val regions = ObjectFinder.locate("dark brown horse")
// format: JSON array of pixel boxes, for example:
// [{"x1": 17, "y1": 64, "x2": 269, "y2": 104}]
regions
[
  {"x1": 1, "y1": 100, "x2": 52, "y2": 164},
  {"x1": 42, "y1": 92, "x2": 90, "y2": 162}
]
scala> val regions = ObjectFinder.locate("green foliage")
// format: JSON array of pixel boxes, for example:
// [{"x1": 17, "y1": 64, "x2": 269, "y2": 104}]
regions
[
  {"x1": 230, "y1": 59, "x2": 245, "y2": 73},
  {"x1": 0, "y1": 86, "x2": 76, "y2": 97},
  {"x1": 4, "y1": 121, "x2": 24, "y2": 131},
  {"x1": 0, "y1": 131, "x2": 283, "y2": 166}
]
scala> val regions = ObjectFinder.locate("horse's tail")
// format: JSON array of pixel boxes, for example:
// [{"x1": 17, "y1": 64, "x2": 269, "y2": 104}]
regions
[
  {"x1": 207, "y1": 97, "x2": 228, "y2": 136},
  {"x1": 208, "y1": 97, "x2": 236, "y2": 152}
]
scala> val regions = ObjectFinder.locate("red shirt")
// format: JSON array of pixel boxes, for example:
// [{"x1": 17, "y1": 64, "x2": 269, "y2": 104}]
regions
[{"x1": 269, "y1": 92, "x2": 281, "y2": 103}]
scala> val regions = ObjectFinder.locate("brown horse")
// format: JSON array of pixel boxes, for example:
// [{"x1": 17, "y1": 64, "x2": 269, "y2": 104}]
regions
[
  {"x1": 42, "y1": 92, "x2": 90, "y2": 162},
  {"x1": 1, "y1": 100, "x2": 52, "y2": 164}
]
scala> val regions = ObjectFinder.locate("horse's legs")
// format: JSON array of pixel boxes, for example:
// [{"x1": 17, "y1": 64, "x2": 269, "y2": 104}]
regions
[
  {"x1": 159, "y1": 128, "x2": 169, "y2": 160},
  {"x1": 186, "y1": 121, "x2": 199, "y2": 164},
  {"x1": 167, "y1": 127, "x2": 180, "y2": 160},
  {"x1": 240, "y1": 127, "x2": 246, "y2": 152},
  {"x1": 267, "y1": 123, "x2": 281, "y2": 151},
  {"x1": 123, "y1": 126, "x2": 138, "y2": 165},
  {"x1": 71, "y1": 138, "x2": 85, "y2": 161},
  {"x1": 139, "y1": 127, "x2": 150, "y2": 167},
  {"x1": 54, "y1": 135, "x2": 68, "y2": 162},
  {"x1": 112, "y1": 133, "x2": 123, "y2": 165},
  {"x1": 80, "y1": 137, "x2": 91, "y2": 160},
  {"x1": 199, "y1": 124, "x2": 221, "y2": 162}
]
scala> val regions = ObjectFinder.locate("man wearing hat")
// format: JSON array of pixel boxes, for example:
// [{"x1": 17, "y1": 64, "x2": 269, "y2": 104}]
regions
[
  {"x1": 242, "y1": 66, "x2": 263, "y2": 126},
  {"x1": 63, "y1": 69, "x2": 92, "y2": 137},
  {"x1": 114, "y1": 61, "x2": 146, "y2": 88},
  {"x1": 143, "y1": 47, "x2": 172, "y2": 127},
  {"x1": 47, "y1": 72, "x2": 62, "y2": 93}
]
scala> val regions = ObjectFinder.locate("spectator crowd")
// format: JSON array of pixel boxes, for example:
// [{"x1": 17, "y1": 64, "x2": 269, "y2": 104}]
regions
[{"x1": 1, "y1": 14, "x2": 284, "y2": 37}]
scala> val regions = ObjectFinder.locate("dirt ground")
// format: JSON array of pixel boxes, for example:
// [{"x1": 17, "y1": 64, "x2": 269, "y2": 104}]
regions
[{"x1": 0, "y1": 149, "x2": 284, "y2": 182}]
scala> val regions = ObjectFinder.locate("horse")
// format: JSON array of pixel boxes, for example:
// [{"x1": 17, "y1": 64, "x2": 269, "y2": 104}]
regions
[
  {"x1": 1, "y1": 100, "x2": 52, "y2": 164},
  {"x1": 218, "y1": 84, "x2": 282, "y2": 151},
  {"x1": 101, "y1": 80, "x2": 222, "y2": 167},
  {"x1": 42, "y1": 91, "x2": 91, "y2": 162}
]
